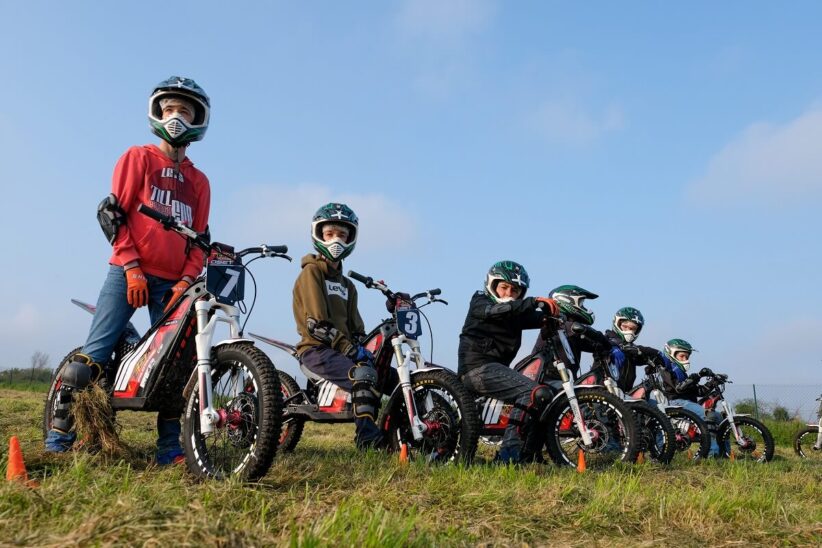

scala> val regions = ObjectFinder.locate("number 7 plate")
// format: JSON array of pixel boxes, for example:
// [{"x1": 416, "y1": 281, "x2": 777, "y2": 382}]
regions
[{"x1": 206, "y1": 260, "x2": 245, "y2": 305}]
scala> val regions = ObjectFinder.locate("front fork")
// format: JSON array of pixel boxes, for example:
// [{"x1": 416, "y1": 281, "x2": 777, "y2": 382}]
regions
[
  {"x1": 719, "y1": 399, "x2": 744, "y2": 445},
  {"x1": 555, "y1": 361, "x2": 593, "y2": 446},
  {"x1": 391, "y1": 335, "x2": 427, "y2": 441},
  {"x1": 193, "y1": 300, "x2": 241, "y2": 435}
]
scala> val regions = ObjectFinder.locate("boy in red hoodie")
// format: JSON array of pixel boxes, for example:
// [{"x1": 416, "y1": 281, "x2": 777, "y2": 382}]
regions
[{"x1": 46, "y1": 77, "x2": 211, "y2": 464}]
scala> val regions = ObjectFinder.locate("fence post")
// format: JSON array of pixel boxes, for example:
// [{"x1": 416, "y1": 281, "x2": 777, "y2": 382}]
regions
[{"x1": 752, "y1": 384, "x2": 759, "y2": 420}]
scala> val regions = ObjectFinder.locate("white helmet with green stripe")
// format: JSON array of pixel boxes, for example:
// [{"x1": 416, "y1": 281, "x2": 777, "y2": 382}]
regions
[{"x1": 312, "y1": 203, "x2": 358, "y2": 261}]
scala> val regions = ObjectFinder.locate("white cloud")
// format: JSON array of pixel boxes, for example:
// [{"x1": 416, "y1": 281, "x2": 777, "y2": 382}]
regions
[
  {"x1": 688, "y1": 105, "x2": 822, "y2": 206},
  {"x1": 396, "y1": 0, "x2": 494, "y2": 42},
  {"x1": 219, "y1": 183, "x2": 417, "y2": 257},
  {"x1": 530, "y1": 98, "x2": 625, "y2": 145},
  {"x1": 394, "y1": 0, "x2": 496, "y2": 99}
]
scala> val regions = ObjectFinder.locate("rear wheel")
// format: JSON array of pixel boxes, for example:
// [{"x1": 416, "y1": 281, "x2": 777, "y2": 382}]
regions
[
  {"x1": 377, "y1": 369, "x2": 480, "y2": 464},
  {"x1": 183, "y1": 343, "x2": 282, "y2": 480},
  {"x1": 717, "y1": 416, "x2": 774, "y2": 463},
  {"x1": 276, "y1": 370, "x2": 305, "y2": 452},
  {"x1": 630, "y1": 401, "x2": 676, "y2": 464},
  {"x1": 544, "y1": 390, "x2": 638, "y2": 469},
  {"x1": 793, "y1": 426, "x2": 822, "y2": 460},
  {"x1": 667, "y1": 407, "x2": 711, "y2": 461}
]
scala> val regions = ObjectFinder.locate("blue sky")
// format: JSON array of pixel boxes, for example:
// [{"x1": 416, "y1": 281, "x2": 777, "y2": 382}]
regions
[{"x1": 1, "y1": 1, "x2": 820, "y2": 383}]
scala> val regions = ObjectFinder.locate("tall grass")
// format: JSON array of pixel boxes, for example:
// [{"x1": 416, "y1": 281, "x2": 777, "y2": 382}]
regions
[{"x1": 2, "y1": 388, "x2": 821, "y2": 546}]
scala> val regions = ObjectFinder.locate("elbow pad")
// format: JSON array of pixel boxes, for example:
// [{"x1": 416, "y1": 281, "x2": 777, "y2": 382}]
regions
[
  {"x1": 306, "y1": 317, "x2": 340, "y2": 347},
  {"x1": 484, "y1": 302, "x2": 513, "y2": 317}
]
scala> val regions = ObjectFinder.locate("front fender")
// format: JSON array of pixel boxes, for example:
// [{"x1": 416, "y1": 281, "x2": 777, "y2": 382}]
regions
[{"x1": 213, "y1": 338, "x2": 256, "y2": 349}]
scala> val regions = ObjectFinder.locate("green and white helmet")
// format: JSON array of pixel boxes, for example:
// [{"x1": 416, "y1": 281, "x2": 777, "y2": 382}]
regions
[
  {"x1": 664, "y1": 338, "x2": 696, "y2": 371},
  {"x1": 312, "y1": 203, "x2": 359, "y2": 261},
  {"x1": 550, "y1": 285, "x2": 598, "y2": 325},
  {"x1": 148, "y1": 76, "x2": 210, "y2": 147},
  {"x1": 485, "y1": 260, "x2": 530, "y2": 303},
  {"x1": 613, "y1": 307, "x2": 644, "y2": 343}
]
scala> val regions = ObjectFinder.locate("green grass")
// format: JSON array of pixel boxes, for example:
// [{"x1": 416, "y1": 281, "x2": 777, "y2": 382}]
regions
[{"x1": 2, "y1": 388, "x2": 821, "y2": 546}]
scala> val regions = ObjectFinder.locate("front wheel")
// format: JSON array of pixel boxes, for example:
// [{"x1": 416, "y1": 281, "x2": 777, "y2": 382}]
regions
[
  {"x1": 629, "y1": 401, "x2": 676, "y2": 465},
  {"x1": 717, "y1": 415, "x2": 774, "y2": 463},
  {"x1": 793, "y1": 426, "x2": 822, "y2": 460},
  {"x1": 666, "y1": 407, "x2": 711, "y2": 461},
  {"x1": 183, "y1": 343, "x2": 282, "y2": 480},
  {"x1": 276, "y1": 370, "x2": 305, "y2": 453},
  {"x1": 544, "y1": 390, "x2": 638, "y2": 469},
  {"x1": 377, "y1": 369, "x2": 480, "y2": 464}
]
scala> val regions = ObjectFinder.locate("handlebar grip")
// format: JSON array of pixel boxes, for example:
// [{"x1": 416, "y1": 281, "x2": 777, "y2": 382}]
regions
[
  {"x1": 428, "y1": 288, "x2": 441, "y2": 296},
  {"x1": 267, "y1": 245, "x2": 288, "y2": 254},
  {"x1": 137, "y1": 203, "x2": 171, "y2": 224},
  {"x1": 347, "y1": 270, "x2": 372, "y2": 285}
]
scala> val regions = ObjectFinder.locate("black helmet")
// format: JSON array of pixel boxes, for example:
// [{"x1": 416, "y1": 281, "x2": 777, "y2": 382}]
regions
[
  {"x1": 550, "y1": 285, "x2": 598, "y2": 325},
  {"x1": 312, "y1": 203, "x2": 359, "y2": 261},
  {"x1": 148, "y1": 76, "x2": 210, "y2": 147},
  {"x1": 484, "y1": 260, "x2": 530, "y2": 303}
]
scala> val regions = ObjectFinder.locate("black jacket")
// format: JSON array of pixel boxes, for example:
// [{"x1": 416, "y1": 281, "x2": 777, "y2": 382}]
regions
[
  {"x1": 532, "y1": 321, "x2": 611, "y2": 379},
  {"x1": 457, "y1": 291, "x2": 544, "y2": 376}
]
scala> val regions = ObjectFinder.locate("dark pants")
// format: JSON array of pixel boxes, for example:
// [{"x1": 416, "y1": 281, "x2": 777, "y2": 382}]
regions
[
  {"x1": 461, "y1": 362, "x2": 539, "y2": 450},
  {"x1": 301, "y1": 346, "x2": 399, "y2": 445}
]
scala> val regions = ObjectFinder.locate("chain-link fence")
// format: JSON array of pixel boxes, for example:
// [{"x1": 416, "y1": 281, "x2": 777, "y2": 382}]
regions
[{"x1": 723, "y1": 384, "x2": 822, "y2": 422}]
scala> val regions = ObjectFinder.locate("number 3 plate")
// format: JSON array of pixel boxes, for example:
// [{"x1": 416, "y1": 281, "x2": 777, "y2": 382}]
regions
[
  {"x1": 206, "y1": 260, "x2": 245, "y2": 305},
  {"x1": 396, "y1": 307, "x2": 422, "y2": 339}
]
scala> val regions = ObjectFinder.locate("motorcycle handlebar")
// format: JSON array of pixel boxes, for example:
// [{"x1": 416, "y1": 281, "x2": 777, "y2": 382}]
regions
[
  {"x1": 347, "y1": 270, "x2": 373, "y2": 287},
  {"x1": 138, "y1": 203, "x2": 172, "y2": 225}
]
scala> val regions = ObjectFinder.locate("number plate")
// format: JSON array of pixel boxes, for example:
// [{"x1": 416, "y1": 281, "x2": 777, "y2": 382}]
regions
[
  {"x1": 206, "y1": 259, "x2": 245, "y2": 305},
  {"x1": 396, "y1": 306, "x2": 422, "y2": 339}
]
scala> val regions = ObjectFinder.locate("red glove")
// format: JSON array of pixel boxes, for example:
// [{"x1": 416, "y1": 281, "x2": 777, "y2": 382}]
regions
[
  {"x1": 535, "y1": 297, "x2": 560, "y2": 317},
  {"x1": 125, "y1": 266, "x2": 148, "y2": 308},
  {"x1": 164, "y1": 279, "x2": 191, "y2": 312}
]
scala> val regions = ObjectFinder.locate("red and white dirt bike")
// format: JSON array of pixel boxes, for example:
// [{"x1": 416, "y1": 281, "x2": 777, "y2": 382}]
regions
[
  {"x1": 251, "y1": 272, "x2": 480, "y2": 463},
  {"x1": 478, "y1": 315, "x2": 639, "y2": 469},
  {"x1": 699, "y1": 371, "x2": 774, "y2": 463},
  {"x1": 794, "y1": 393, "x2": 822, "y2": 460},
  {"x1": 44, "y1": 204, "x2": 290, "y2": 480}
]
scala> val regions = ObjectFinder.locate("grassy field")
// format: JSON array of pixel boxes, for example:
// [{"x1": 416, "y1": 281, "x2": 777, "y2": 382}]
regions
[{"x1": 1, "y1": 387, "x2": 821, "y2": 546}]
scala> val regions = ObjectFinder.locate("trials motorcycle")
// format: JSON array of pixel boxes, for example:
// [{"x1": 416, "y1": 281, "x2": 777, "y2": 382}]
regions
[
  {"x1": 44, "y1": 204, "x2": 290, "y2": 480},
  {"x1": 478, "y1": 315, "x2": 639, "y2": 469},
  {"x1": 793, "y1": 393, "x2": 822, "y2": 460},
  {"x1": 251, "y1": 272, "x2": 480, "y2": 463}
]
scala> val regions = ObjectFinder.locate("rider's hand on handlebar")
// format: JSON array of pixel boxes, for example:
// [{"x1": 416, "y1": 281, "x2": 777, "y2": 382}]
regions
[
  {"x1": 385, "y1": 292, "x2": 412, "y2": 313},
  {"x1": 125, "y1": 266, "x2": 148, "y2": 308},
  {"x1": 164, "y1": 278, "x2": 191, "y2": 312},
  {"x1": 535, "y1": 297, "x2": 560, "y2": 317},
  {"x1": 699, "y1": 367, "x2": 714, "y2": 378}
]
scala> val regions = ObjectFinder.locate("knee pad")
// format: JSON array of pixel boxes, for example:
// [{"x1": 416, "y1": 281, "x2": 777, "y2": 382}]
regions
[
  {"x1": 51, "y1": 354, "x2": 103, "y2": 433},
  {"x1": 530, "y1": 385, "x2": 554, "y2": 414},
  {"x1": 348, "y1": 364, "x2": 379, "y2": 420}
]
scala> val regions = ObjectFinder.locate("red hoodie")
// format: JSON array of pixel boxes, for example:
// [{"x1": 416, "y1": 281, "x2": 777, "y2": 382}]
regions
[{"x1": 109, "y1": 145, "x2": 211, "y2": 281}]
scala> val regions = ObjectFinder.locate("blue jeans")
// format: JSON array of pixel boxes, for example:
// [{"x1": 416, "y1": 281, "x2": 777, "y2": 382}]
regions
[
  {"x1": 83, "y1": 265, "x2": 175, "y2": 364},
  {"x1": 46, "y1": 265, "x2": 183, "y2": 462}
]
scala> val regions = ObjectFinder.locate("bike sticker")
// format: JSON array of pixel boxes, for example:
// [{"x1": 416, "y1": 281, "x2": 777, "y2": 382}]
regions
[
  {"x1": 206, "y1": 260, "x2": 245, "y2": 305},
  {"x1": 397, "y1": 308, "x2": 422, "y2": 339}
]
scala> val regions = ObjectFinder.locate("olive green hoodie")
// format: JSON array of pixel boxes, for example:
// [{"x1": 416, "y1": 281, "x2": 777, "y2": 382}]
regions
[{"x1": 293, "y1": 254, "x2": 365, "y2": 357}]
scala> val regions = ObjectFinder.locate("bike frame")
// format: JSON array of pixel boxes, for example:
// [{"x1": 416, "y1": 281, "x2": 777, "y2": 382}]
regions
[{"x1": 811, "y1": 395, "x2": 822, "y2": 449}]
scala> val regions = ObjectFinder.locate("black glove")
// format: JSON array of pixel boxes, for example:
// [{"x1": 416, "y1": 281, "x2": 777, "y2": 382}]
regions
[
  {"x1": 699, "y1": 367, "x2": 714, "y2": 378},
  {"x1": 385, "y1": 292, "x2": 412, "y2": 313},
  {"x1": 675, "y1": 377, "x2": 697, "y2": 392},
  {"x1": 688, "y1": 373, "x2": 700, "y2": 381}
]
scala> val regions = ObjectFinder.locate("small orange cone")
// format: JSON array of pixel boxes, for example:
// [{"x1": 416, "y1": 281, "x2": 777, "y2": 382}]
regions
[
  {"x1": 686, "y1": 449, "x2": 693, "y2": 460},
  {"x1": 6, "y1": 436, "x2": 37, "y2": 487},
  {"x1": 399, "y1": 443, "x2": 409, "y2": 464},
  {"x1": 576, "y1": 449, "x2": 586, "y2": 473},
  {"x1": 636, "y1": 451, "x2": 645, "y2": 464},
  {"x1": 729, "y1": 449, "x2": 736, "y2": 462}
]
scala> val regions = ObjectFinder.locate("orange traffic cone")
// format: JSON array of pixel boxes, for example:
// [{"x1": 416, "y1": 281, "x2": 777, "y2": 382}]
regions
[
  {"x1": 686, "y1": 449, "x2": 693, "y2": 460},
  {"x1": 729, "y1": 450, "x2": 736, "y2": 462},
  {"x1": 6, "y1": 436, "x2": 37, "y2": 487},
  {"x1": 636, "y1": 451, "x2": 645, "y2": 464},
  {"x1": 399, "y1": 443, "x2": 409, "y2": 464},
  {"x1": 576, "y1": 450, "x2": 586, "y2": 473}
]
